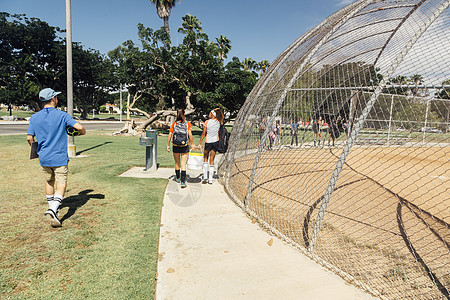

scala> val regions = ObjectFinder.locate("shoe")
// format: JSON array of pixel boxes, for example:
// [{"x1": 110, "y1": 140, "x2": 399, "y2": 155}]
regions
[
  {"x1": 208, "y1": 180, "x2": 213, "y2": 185},
  {"x1": 176, "y1": 178, "x2": 181, "y2": 183},
  {"x1": 202, "y1": 177, "x2": 208, "y2": 184},
  {"x1": 181, "y1": 182, "x2": 187, "y2": 188},
  {"x1": 44, "y1": 209, "x2": 61, "y2": 228}
]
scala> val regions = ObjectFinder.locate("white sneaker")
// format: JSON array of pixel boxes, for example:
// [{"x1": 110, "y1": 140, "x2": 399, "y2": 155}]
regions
[{"x1": 44, "y1": 209, "x2": 61, "y2": 227}]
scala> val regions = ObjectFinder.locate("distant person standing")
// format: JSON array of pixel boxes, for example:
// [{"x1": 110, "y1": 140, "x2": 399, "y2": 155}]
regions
[
  {"x1": 167, "y1": 109, "x2": 195, "y2": 188},
  {"x1": 343, "y1": 120, "x2": 349, "y2": 138},
  {"x1": 312, "y1": 117, "x2": 322, "y2": 147},
  {"x1": 327, "y1": 119, "x2": 340, "y2": 147},
  {"x1": 291, "y1": 118, "x2": 299, "y2": 147},
  {"x1": 26, "y1": 88, "x2": 86, "y2": 228},
  {"x1": 198, "y1": 108, "x2": 223, "y2": 184}
]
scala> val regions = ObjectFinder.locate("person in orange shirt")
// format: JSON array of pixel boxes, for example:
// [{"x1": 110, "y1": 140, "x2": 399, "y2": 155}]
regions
[{"x1": 167, "y1": 109, "x2": 195, "y2": 188}]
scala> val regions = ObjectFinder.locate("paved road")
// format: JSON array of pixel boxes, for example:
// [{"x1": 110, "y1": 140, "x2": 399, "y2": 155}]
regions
[{"x1": 0, "y1": 121, "x2": 125, "y2": 136}]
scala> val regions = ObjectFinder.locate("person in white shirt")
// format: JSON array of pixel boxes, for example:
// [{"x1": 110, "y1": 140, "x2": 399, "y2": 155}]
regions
[{"x1": 198, "y1": 108, "x2": 223, "y2": 184}]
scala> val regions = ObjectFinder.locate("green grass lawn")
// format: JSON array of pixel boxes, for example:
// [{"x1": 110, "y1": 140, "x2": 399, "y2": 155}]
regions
[
  {"x1": 0, "y1": 110, "x2": 34, "y2": 119},
  {"x1": 0, "y1": 110, "x2": 142, "y2": 120},
  {"x1": 0, "y1": 130, "x2": 184, "y2": 299}
]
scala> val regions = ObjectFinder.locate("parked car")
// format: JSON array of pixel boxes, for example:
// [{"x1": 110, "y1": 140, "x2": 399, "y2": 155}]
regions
[{"x1": 421, "y1": 127, "x2": 442, "y2": 133}]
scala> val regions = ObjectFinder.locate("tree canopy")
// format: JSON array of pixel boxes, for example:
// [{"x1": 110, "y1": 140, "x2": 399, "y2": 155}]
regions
[
  {"x1": 109, "y1": 14, "x2": 270, "y2": 131},
  {"x1": 0, "y1": 13, "x2": 118, "y2": 116},
  {"x1": 1, "y1": 12, "x2": 271, "y2": 130}
]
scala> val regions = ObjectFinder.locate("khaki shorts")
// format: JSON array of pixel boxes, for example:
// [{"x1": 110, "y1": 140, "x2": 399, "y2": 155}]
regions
[{"x1": 42, "y1": 165, "x2": 68, "y2": 184}]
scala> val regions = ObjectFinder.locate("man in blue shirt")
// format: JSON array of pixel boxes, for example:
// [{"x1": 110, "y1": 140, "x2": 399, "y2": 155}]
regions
[{"x1": 27, "y1": 88, "x2": 86, "y2": 227}]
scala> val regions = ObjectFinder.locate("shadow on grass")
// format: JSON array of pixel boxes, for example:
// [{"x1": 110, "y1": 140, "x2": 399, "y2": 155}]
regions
[
  {"x1": 76, "y1": 142, "x2": 113, "y2": 155},
  {"x1": 60, "y1": 189, "x2": 105, "y2": 223}
]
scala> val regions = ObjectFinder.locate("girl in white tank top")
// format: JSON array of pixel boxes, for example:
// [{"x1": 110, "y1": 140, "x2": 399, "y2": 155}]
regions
[{"x1": 198, "y1": 109, "x2": 223, "y2": 184}]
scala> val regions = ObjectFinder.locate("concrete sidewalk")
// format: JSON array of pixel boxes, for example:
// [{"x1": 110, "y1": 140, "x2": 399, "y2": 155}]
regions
[{"x1": 125, "y1": 166, "x2": 377, "y2": 300}]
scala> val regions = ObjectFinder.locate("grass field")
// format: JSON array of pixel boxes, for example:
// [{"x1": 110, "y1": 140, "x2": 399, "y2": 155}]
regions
[
  {"x1": 0, "y1": 130, "x2": 187, "y2": 298},
  {"x1": 0, "y1": 110, "x2": 142, "y2": 120}
]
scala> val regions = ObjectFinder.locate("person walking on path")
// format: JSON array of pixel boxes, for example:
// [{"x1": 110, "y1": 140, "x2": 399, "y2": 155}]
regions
[
  {"x1": 198, "y1": 108, "x2": 223, "y2": 184},
  {"x1": 291, "y1": 118, "x2": 299, "y2": 147},
  {"x1": 167, "y1": 109, "x2": 195, "y2": 188},
  {"x1": 26, "y1": 88, "x2": 86, "y2": 228}
]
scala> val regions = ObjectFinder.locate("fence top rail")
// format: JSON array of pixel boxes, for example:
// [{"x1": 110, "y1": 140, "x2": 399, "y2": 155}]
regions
[{"x1": 289, "y1": 85, "x2": 450, "y2": 91}]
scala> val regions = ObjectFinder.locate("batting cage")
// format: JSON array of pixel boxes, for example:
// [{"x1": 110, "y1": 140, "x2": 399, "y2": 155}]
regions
[{"x1": 218, "y1": 0, "x2": 449, "y2": 298}]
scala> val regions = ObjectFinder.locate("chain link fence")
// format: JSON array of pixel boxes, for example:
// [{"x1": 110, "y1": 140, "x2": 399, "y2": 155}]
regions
[{"x1": 219, "y1": 1, "x2": 449, "y2": 298}]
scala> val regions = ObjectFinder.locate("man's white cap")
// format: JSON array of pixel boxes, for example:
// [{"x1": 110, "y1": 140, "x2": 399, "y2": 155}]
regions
[{"x1": 39, "y1": 88, "x2": 61, "y2": 101}]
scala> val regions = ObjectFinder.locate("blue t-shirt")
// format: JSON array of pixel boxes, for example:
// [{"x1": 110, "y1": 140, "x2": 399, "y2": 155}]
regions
[{"x1": 27, "y1": 107, "x2": 78, "y2": 167}]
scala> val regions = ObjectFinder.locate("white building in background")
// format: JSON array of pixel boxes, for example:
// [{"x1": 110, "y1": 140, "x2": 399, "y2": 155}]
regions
[{"x1": 105, "y1": 103, "x2": 122, "y2": 114}]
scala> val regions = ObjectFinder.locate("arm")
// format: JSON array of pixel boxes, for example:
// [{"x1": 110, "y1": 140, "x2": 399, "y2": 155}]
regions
[
  {"x1": 198, "y1": 126, "x2": 207, "y2": 151},
  {"x1": 167, "y1": 132, "x2": 173, "y2": 152},
  {"x1": 73, "y1": 122, "x2": 86, "y2": 135},
  {"x1": 188, "y1": 130, "x2": 195, "y2": 150},
  {"x1": 26, "y1": 135, "x2": 35, "y2": 146}
]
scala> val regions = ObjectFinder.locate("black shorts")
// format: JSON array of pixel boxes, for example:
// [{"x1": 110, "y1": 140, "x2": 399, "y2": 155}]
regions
[
  {"x1": 173, "y1": 145, "x2": 189, "y2": 153},
  {"x1": 204, "y1": 141, "x2": 219, "y2": 152}
]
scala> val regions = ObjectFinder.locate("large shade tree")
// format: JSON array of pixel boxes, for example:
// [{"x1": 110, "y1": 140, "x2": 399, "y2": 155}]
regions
[
  {"x1": 72, "y1": 44, "x2": 118, "y2": 118},
  {"x1": 0, "y1": 13, "x2": 66, "y2": 111},
  {"x1": 110, "y1": 15, "x2": 260, "y2": 134}
]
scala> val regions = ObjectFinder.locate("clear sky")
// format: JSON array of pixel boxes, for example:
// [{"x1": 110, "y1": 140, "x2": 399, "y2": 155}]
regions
[{"x1": 2, "y1": 0, "x2": 354, "y2": 63}]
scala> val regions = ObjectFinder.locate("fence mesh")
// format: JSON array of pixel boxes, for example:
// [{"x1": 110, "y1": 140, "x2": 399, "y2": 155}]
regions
[{"x1": 219, "y1": 0, "x2": 449, "y2": 299}]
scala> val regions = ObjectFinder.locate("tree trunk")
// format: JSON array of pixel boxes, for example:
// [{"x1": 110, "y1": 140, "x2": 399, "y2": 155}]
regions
[
  {"x1": 186, "y1": 91, "x2": 194, "y2": 110},
  {"x1": 163, "y1": 17, "x2": 170, "y2": 40},
  {"x1": 156, "y1": 2, "x2": 171, "y2": 41},
  {"x1": 126, "y1": 93, "x2": 130, "y2": 120}
]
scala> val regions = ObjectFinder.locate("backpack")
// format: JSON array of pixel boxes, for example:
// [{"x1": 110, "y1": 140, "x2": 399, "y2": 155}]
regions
[
  {"x1": 172, "y1": 121, "x2": 188, "y2": 146},
  {"x1": 217, "y1": 124, "x2": 230, "y2": 153},
  {"x1": 331, "y1": 123, "x2": 340, "y2": 138}
]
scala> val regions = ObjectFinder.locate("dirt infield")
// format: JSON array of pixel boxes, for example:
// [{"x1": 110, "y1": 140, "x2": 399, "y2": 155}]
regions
[{"x1": 226, "y1": 145, "x2": 449, "y2": 299}]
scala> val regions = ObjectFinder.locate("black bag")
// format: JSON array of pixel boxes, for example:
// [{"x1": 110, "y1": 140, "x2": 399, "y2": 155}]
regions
[
  {"x1": 333, "y1": 124, "x2": 341, "y2": 138},
  {"x1": 217, "y1": 125, "x2": 230, "y2": 153},
  {"x1": 172, "y1": 121, "x2": 188, "y2": 146}
]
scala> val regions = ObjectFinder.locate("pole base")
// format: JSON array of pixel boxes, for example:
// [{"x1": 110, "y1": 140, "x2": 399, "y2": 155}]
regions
[{"x1": 68, "y1": 145, "x2": 76, "y2": 158}]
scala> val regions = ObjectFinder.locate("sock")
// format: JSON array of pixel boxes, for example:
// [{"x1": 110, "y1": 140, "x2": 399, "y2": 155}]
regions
[
  {"x1": 314, "y1": 139, "x2": 316, "y2": 147},
  {"x1": 175, "y1": 169, "x2": 180, "y2": 180},
  {"x1": 46, "y1": 195, "x2": 54, "y2": 209},
  {"x1": 203, "y1": 163, "x2": 208, "y2": 180},
  {"x1": 209, "y1": 165, "x2": 214, "y2": 182},
  {"x1": 181, "y1": 170, "x2": 186, "y2": 183},
  {"x1": 318, "y1": 139, "x2": 321, "y2": 146},
  {"x1": 50, "y1": 195, "x2": 63, "y2": 213}
]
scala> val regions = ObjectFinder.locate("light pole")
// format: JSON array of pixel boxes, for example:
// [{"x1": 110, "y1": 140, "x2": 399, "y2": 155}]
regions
[
  {"x1": 66, "y1": 0, "x2": 76, "y2": 157},
  {"x1": 120, "y1": 83, "x2": 123, "y2": 122}
]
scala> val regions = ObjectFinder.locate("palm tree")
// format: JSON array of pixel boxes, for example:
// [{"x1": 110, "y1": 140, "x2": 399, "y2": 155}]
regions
[
  {"x1": 215, "y1": 35, "x2": 231, "y2": 62},
  {"x1": 178, "y1": 14, "x2": 202, "y2": 36},
  {"x1": 257, "y1": 60, "x2": 270, "y2": 75},
  {"x1": 178, "y1": 14, "x2": 204, "y2": 48},
  {"x1": 242, "y1": 57, "x2": 256, "y2": 72},
  {"x1": 149, "y1": 0, "x2": 179, "y2": 41},
  {"x1": 391, "y1": 75, "x2": 408, "y2": 84},
  {"x1": 410, "y1": 74, "x2": 424, "y2": 96},
  {"x1": 389, "y1": 75, "x2": 408, "y2": 95},
  {"x1": 410, "y1": 74, "x2": 423, "y2": 85}
]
